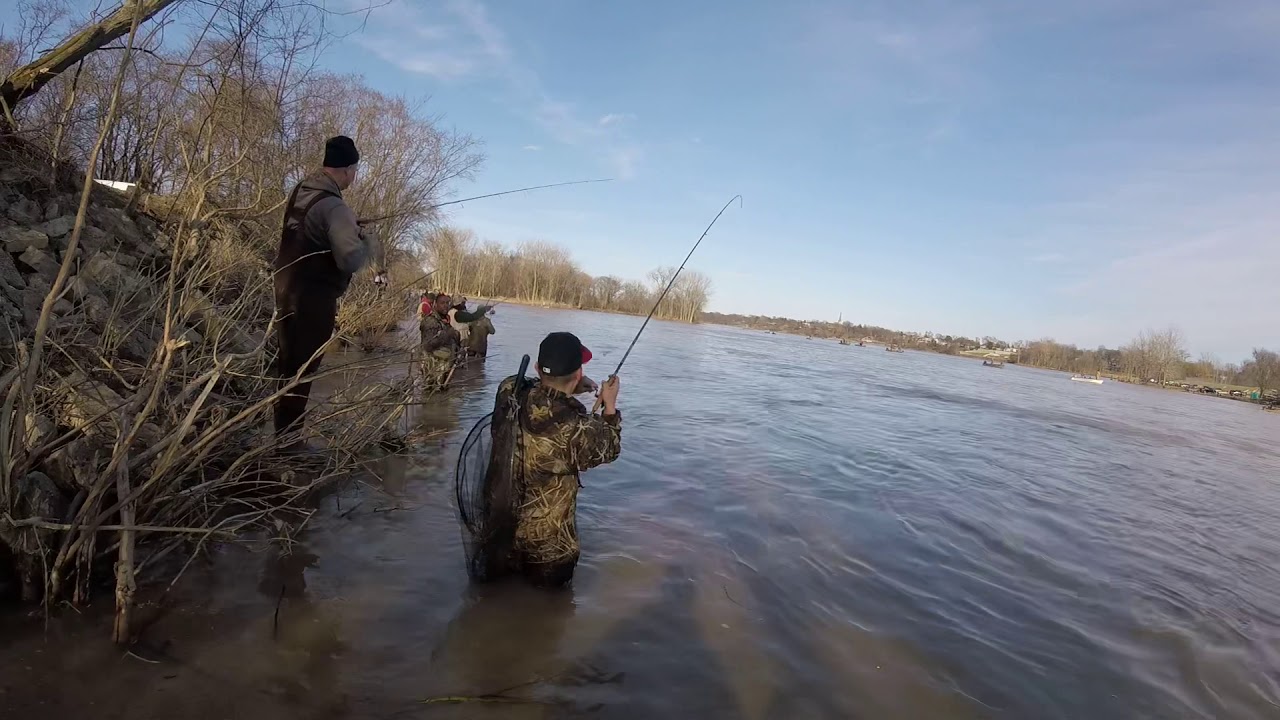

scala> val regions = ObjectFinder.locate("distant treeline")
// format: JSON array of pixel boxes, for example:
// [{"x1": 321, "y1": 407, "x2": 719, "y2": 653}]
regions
[
  {"x1": 702, "y1": 313, "x2": 1278, "y2": 396},
  {"x1": 1016, "y1": 335, "x2": 1276, "y2": 394},
  {"x1": 700, "y1": 312, "x2": 1002, "y2": 355},
  {"x1": 425, "y1": 228, "x2": 712, "y2": 322}
]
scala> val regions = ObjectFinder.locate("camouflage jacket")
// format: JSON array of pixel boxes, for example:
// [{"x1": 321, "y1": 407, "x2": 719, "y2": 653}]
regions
[
  {"x1": 492, "y1": 375, "x2": 622, "y2": 566},
  {"x1": 465, "y1": 315, "x2": 495, "y2": 356},
  {"x1": 420, "y1": 311, "x2": 459, "y2": 354}
]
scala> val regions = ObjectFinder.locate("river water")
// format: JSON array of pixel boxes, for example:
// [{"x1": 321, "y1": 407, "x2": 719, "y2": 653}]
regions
[{"x1": 3, "y1": 305, "x2": 1279, "y2": 719}]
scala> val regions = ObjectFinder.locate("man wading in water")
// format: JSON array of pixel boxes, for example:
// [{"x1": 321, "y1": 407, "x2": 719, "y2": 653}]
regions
[
  {"x1": 272, "y1": 135, "x2": 385, "y2": 447},
  {"x1": 490, "y1": 332, "x2": 621, "y2": 587},
  {"x1": 464, "y1": 309, "x2": 496, "y2": 358},
  {"x1": 446, "y1": 295, "x2": 493, "y2": 346},
  {"x1": 420, "y1": 292, "x2": 462, "y2": 387}
]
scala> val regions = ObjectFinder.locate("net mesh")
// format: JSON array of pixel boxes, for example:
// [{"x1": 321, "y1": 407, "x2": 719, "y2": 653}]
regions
[{"x1": 454, "y1": 355, "x2": 530, "y2": 581}]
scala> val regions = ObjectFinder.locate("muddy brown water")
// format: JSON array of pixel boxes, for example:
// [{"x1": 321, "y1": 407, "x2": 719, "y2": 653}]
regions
[{"x1": 3, "y1": 305, "x2": 1279, "y2": 719}]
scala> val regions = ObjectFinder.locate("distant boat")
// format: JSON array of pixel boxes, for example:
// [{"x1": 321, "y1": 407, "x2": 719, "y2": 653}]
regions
[
  {"x1": 1071, "y1": 373, "x2": 1104, "y2": 384},
  {"x1": 982, "y1": 358, "x2": 1004, "y2": 368},
  {"x1": 886, "y1": 344, "x2": 904, "y2": 353},
  {"x1": 838, "y1": 338, "x2": 850, "y2": 345}
]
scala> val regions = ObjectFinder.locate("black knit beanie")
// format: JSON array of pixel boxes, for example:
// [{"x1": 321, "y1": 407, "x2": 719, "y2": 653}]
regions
[{"x1": 323, "y1": 135, "x2": 359, "y2": 168}]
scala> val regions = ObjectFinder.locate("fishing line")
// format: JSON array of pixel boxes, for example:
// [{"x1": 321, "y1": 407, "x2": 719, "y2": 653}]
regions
[
  {"x1": 357, "y1": 179, "x2": 613, "y2": 225},
  {"x1": 609, "y1": 194, "x2": 742, "y2": 377}
]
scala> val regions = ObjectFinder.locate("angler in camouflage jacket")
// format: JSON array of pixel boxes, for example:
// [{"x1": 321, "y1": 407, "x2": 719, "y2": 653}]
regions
[
  {"x1": 491, "y1": 332, "x2": 621, "y2": 587},
  {"x1": 420, "y1": 293, "x2": 460, "y2": 387},
  {"x1": 464, "y1": 313, "x2": 496, "y2": 358}
]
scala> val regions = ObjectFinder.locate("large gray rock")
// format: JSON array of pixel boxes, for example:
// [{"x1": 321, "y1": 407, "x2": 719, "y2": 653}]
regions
[
  {"x1": 0, "y1": 249, "x2": 24, "y2": 291},
  {"x1": 34, "y1": 215, "x2": 76, "y2": 238},
  {"x1": 17, "y1": 246, "x2": 60, "y2": 282},
  {"x1": 101, "y1": 321, "x2": 158, "y2": 364},
  {"x1": 0, "y1": 471, "x2": 68, "y2": 558},
  {"x1": 130, "y1": 237, "x2": 162, "y2": 258},
  {"x1": 83, "y1": 294, "x2": 112, "y2": 324},
  {"x1": 24, "y1": 274, "x2": 51, "y2": 297},
  {"x1": 2, "y1": 226, "x2": 49, "y2": 253},
  {"x1": 67, "y1": 275, "x2": 102, "y2": 302},
  {"x1": 6, "y1": 196, "x2": 42, "y2": 225},
  {"x1": 51, "y1": 311, "x2": 88, "y2": 331},
  {"x1": 1, "y1": 295, "x2": 20, "y2": 323},
  {"x1": 1, "y1": 301, "x2": 20, "y2": 349},
  {"x1": 57, "y1": 370, "x2": 125, "y2": 433},
  {"x1": 51, "y1": 224, "x2": 108, "y2": 255},
  {"x1": 82, "y1": 253, "x2": 143, "y2": 295},
  {"x1": 111, "y1": 251, "x2": 140, "y2": 269},
  {"x1": 44, "y1": 437, "x2": 101, "y2": 493},
  {"x1": 23, "y1": 413, "x2": 55, "y2": 447},
  {"x1": 96, "y1": 207, "x2": 144, "y2": 246},
  {"x1": 19, "y1": 286, "x2": 46, "y2": 329},
  {"x1": 18, "y1": 275, "x2": 51, "y2": 329},
  {"x1": 82, "y1": 225, "x2": 110, "y2": 253},
  {"x1": 43, "y1": 198, "x2": 62, "y2": 221}
]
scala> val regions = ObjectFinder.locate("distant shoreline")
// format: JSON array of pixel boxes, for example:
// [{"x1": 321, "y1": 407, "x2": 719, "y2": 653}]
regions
[{"x1": 469, "y1": 302, "x2": 1275, "y2": 408}]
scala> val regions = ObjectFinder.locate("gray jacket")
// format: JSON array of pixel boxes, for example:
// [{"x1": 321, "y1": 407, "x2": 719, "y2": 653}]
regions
[{"x1": 294, "y1": 172, "x2": 384, "y2": 275}]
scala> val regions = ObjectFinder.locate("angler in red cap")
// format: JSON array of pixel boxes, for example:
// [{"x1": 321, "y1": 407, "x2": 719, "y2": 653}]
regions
[{"x1": 486, "y1": 332, "x2": 621, "y2": 587}]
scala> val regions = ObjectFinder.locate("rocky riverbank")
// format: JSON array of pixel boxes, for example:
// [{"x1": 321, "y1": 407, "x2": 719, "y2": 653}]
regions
[{"x1": 0, "y1": 142, "x2": 408, "y2": 630}]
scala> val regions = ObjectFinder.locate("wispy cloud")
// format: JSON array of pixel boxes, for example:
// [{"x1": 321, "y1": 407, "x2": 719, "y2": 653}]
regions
[
  {"x1": 608, "y1": 146, "x2": 642, "y2": 180},
  {"x1": 356, "y1": 0, "x2": 508, "y2": 81},
  {"x1": 1046, "y1": 182, "x2": 1280, "y2": 357},
  {"x1": 1029, "y1": 252, "x2": 1066, "y2": 264},
  {"x1": 360, "y1": 0, "x2": 643, "y2": 177},
  {"x1": 597, "y1": 113, "x2": 633, "y2": 127},
  {"x1": 800, "y1": 4, "x2": 987, "y2": 104}
]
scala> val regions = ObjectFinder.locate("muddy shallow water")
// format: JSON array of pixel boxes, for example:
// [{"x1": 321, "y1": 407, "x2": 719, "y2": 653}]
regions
[{"x1": 3, "y1": 305, "x2": 1280, "y2": 719}]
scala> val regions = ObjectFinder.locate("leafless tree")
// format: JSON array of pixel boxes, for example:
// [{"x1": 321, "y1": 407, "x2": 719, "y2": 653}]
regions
[
  {"x1": 0, "y1": 0, "x2": 466, "y2": 639},
  {"x1": 422, "y1": 231, "x2": 713, "y2": 321},
  {"x1": 1248, "y1": 348, "x2": 1278, "y2": 396}
]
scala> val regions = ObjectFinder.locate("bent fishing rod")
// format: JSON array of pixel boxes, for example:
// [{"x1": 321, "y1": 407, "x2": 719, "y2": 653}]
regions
[
  {"x1": 592, "y1": 194, "x2": 741, "y2": 410},
  {"x1": 357, "y1": 178, "x2": 613, "y2": 226}
]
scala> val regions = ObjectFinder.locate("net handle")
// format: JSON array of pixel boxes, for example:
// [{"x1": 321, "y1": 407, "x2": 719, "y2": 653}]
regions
[{"x1": 516, "y1": 354, "x2": 531, "y2": 389}]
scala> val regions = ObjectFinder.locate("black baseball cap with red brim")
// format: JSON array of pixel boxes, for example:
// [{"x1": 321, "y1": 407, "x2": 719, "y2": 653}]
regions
[{"x1": 538, "y1": 332, "x2": 592, "y2": 376}]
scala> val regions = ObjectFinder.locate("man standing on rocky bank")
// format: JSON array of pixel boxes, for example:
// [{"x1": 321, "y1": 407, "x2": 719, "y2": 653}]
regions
[{"x1": 272, "y1": 135, "x2": 385, "y2": 446}]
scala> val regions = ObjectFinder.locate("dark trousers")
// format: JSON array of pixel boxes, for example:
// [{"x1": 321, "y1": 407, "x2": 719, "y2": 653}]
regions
[
  {"x1": 521, "y1": 557, "x2": 578, "y2": 588},
  {"x1": 273, "y1": 290, "x2": 338, "y2": 438}
]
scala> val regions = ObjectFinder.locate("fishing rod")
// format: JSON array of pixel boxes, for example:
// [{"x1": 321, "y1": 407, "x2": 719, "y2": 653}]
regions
[
  {"x1": 372, "y1": 268, "x2": 435, "y2": 301},
  {"x1": 357, "y1": 178, "x2": 613, "y2": 225},
  {"x1": 609, "y1": 195, "x2": 741, "y2": 376},
  {"x1": 591, "y1": 195, "x2": 741, "y2": 412},
  {"x1": 402, "y1": 269, "x2": 437, "y2": 290}
]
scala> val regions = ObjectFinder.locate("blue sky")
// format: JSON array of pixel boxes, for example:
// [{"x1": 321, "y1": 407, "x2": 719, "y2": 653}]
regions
[{"x1": 337, "y1": 1, "x2": 1272, "y2": 358}]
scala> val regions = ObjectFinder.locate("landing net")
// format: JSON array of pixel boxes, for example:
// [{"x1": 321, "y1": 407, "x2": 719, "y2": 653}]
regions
[{"x1": 454, "y1": 355, "x2": 531, "y2": 581}]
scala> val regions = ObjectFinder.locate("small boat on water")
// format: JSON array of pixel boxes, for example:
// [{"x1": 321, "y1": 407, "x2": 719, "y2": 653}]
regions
[
  {"x1": 886, "y1": 344, "x2": 904, "y2": 353},
  {"x1": 982, "y1": 359, "x2": 1004, "y2": 368},
  {"x1": 838, "y1": 338, "x2": 850, "y2": 346},
  {"x1": 1071, "y1": 372, "x2": 1104, "y2": 384}
]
